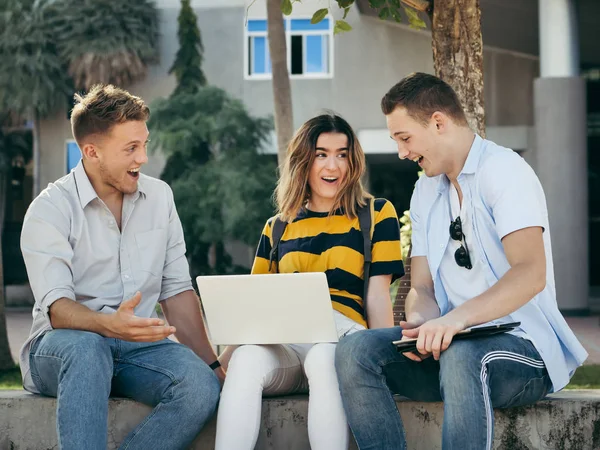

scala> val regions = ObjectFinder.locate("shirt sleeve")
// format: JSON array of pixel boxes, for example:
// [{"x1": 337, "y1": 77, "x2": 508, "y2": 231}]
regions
[
  {"x1": 20, "y1": 195, "x2": 76, "y2": 321},
  {"x1": 479, "y1": 152, "x2": 548, "y2": 240},
  {"x1": 370, "y1": 199, "x2": 404, "y2": 279},
  {"x1": 409, "y1": 181, "x2": 427, "y2": 257},
  {"x1": 159, "y1": 185, "x2": 193, "y2": 301},
  {"x1": 251, "y1": 218, "x2": 275, "y2": 275}
]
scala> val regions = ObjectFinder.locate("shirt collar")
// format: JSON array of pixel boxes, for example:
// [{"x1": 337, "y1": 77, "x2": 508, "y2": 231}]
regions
[
  {"x1": 436, "y1": 133, "x2": 484, "y2": 194},
  {"x1": 73, "y1": 161, "x2": 98, "y2": 209},
  {"x1": 73, "y1": 160, "x2": 147, "y2": 208}
]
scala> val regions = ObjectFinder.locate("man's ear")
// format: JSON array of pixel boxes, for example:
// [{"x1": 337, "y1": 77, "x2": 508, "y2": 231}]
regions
[
  {"x1": 80, "y1": 141, "x2": 97, "y2": 160},
  {"x1": 431, "y1": 111, "x2": 447, "y2": 133}
]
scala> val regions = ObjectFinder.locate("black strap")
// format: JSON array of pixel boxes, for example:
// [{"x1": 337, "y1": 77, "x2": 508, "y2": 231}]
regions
[
  {"x1": 357, "y1": 200, "x2": 372, "y2": 322},
  {"x1": 269, "y1": 217, "x2": 287, "y2": 273}
]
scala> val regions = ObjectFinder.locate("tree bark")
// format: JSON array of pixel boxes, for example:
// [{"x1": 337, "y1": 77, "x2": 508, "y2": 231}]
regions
[
  {"x1": 431, "y1": 0, "x2": 486, "y2": 137},
  {"x1": 266, "y1": 0, "x2": 294, "y2": 166},
  {"x1": 32, "y1": 110, "x2": 41, "y2": 196},
  {"x1": 0, "y1": 171, "x2": 15, "y2": 370}
]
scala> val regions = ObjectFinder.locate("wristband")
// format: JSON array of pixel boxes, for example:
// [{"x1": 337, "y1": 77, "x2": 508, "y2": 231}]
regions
[{"x1": 209, "y1": 360, "x2": 221, "y2": 370}]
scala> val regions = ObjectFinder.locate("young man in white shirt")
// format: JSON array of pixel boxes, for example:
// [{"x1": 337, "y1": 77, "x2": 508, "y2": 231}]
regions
[
  {"x1": 20, "y1": 85, "x2": 223, "y2": 449},
  {"x1": 335, "y1": 72, "x2": 588, "y2": 450}
]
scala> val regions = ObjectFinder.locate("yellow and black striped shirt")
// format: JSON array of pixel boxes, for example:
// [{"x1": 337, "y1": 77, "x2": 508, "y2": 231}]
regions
[{"x1": 251, "y1": 198, "x2": 404, "y2": 327}]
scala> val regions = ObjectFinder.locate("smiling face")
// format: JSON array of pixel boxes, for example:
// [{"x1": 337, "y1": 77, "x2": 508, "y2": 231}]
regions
[
  {"x1": 87, "y1": 120, "x2": 149, "y2": 195},
  {"x1": 386, "y1": 107, "x2": 449, "y2": 177},
  {"x1": 307, "y1": 132, "x2": 349, "y2": 211}
]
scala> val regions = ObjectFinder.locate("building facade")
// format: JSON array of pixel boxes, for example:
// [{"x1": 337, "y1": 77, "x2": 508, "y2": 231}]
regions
[{"x1": 25, "y1": 0, "x2": 598, "y2": 312}]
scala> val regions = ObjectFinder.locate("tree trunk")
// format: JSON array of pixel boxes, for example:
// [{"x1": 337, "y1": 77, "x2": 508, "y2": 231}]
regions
[
  {"x1": 0, "y1": 171, "x2": 15, "y2": 370},
  {"x1": 266, "y1": 0, "x2": 294, "y2": 166},
  {"x1": 32, "y1": 110, "x2": 41, "y2": 196},
  {"x1": 431, "y1": 0, "x2": 486, "y2": 137}
]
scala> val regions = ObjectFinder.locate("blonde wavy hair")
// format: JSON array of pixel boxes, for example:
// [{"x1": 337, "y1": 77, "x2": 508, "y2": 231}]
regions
[{"x1": 275, "y1": 113, "x2": 371, "y2": 222}]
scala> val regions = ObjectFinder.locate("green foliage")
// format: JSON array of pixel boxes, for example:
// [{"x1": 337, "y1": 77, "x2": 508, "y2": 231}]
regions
[
  {"x1": 44, "y1": 0, "x2": 160, "y2": 90},
  {"x1": 399, "y1": 170, "x2": 423, "y2": 259},
  {"x1": 311, "y1": 8, "x2": 328, "y2": 24},
  {"x1": 285, "y1": 0, "x2": 428, "y2": 34},
  {"x1": 0, "y1": 0, "x2": 160, "y2": 114},
  {"x1": 169, "y1": 0, "x2": 207, "y2": 96},
  {"x1": 564, "y1": 365, "x2": 600, "y2": 389},
  {"x1": 0, "y1": 123, "x2": 32, "y2": 174},
  {"x1": 281, "y1": 0, "x2": 293, "y2": 16},
  {"x1": 0, "y1": 366, "x2": 21, "y2": 390},
  {"x1": 149, "y1": 86, "x2": 277, "y2": 276},
  {"x1": 0, "y1": 0, "x2": 72, "y2": 118}
]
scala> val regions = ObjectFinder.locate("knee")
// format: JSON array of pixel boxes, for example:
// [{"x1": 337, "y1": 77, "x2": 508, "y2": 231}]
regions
[
  {"x1": 335, "y1": 330, "x2": 385, "y2": 378},
  {"x1": 45, "y1": 330, "x2": 112, "y2": 372},
  {"x1": 227, "y1": 345, "x2": 272, "y2": 378},
  {"x1": 304, "y1": 344, "x2": 336, "y2": 380},
  {"x1": 174, "y1": 358, "x2": 221, "y2": 418}
]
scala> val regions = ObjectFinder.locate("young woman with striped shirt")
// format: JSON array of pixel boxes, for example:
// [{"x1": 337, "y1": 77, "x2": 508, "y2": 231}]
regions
[{"x1": 215, "y1": 113, "x2": 404, "y2": 450}]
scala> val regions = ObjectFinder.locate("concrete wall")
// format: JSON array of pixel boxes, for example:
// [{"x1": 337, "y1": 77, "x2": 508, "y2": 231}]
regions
[{"x1": 2, "y1": 391, "x2": 599, "y2": 450}]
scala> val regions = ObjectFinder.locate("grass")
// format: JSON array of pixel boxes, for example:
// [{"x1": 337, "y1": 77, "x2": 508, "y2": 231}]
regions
[
  {"x1": 0, "y1": 364, "x2": 598, "y2": 391},
  {"x1": 564, "y1": 364, "x2": 600, "y2": 389},
  {"x1": 0, "y1": 366, "x2": 22, "y2": 390}
]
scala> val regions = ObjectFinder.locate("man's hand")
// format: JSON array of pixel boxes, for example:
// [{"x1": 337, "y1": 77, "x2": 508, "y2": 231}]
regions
[
  {"x1": 401, "y1": 315, "x2": 467, "y2": 361},
  {"x1": 399, "y1": 319, "x2": 431, "y2": 362},
  {"x1": 102, "y1": 292, "x2": 175, "y2": 342}
]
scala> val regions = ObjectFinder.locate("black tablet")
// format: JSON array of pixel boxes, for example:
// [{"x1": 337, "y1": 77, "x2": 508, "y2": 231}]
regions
[{"x1": 393, "y1": 322, "x2": 521, "y2": 353}]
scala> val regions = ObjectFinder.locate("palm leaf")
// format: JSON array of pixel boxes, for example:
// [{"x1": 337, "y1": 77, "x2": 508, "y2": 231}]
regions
[
  {"x1": 46, "y1": 0, "x2": 160, "y2": 90},
  {"x1": 0, "y1": 0, "x2": 72, "y2": 117}
]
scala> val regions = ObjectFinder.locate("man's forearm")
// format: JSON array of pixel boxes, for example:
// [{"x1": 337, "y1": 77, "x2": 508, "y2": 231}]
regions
[
  {"x1": 49, "y1": 298, "x2": 110, "y2": 334},
  {"x1": 405, "y1": 286, "x2": 440, "y2": 325},
  {"x1": 160, "y1": 290, "x2": 219, "y2": 364},
  {"x1": 446, "y1": 262, "x2": 545, "y2": 329}
]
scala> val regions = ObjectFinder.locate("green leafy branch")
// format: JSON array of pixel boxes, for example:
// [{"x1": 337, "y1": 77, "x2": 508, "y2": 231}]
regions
[{"x1": 279, "y1": 0, "x2": 430, "y2": 35}]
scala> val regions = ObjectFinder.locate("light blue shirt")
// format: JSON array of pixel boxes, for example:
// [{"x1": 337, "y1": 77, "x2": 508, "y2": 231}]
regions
[{"x1": 409, "y1": 134, "x2": 588, "y2": 392}]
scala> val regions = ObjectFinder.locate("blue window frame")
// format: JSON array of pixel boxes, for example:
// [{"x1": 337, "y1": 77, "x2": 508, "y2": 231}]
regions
[
  {"x1": 66, "y1": 141, "x2": 81, "y2": 173},
  {"x1": 245, "y1": 17, "x2": 332, "y2": 78}
]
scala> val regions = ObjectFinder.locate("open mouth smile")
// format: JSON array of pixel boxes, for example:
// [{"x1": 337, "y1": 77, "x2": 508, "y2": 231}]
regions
[{"x1": 322, "y1": 176, "x2": 338, "y2": 184}]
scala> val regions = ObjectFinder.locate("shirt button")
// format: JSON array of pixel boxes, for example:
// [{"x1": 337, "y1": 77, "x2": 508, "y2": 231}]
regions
[
  {"x1": 124, "y1": 275, "x2": 130, "y2": 280},
  {"x1": 440, "y1": 244, "x2": 444, "y2": 248}
]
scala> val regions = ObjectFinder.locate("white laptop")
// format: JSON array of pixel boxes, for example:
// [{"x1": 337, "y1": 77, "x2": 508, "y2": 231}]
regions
[{"x1": 196, "y1": 272, "x2": 339, "y2": 345}]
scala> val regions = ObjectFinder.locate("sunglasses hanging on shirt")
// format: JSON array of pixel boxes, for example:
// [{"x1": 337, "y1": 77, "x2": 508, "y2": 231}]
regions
[{"x1": 449, "y1": 217, "x2": 472, "y2": 270}]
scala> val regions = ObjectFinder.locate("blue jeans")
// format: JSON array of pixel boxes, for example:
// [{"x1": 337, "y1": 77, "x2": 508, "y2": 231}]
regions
[
  {"x1": 335, "y1": 328, "x2": 552, "y2": 450},
  {"x1": 29, "y1": 329, "x2": 221, "y2": 450}
]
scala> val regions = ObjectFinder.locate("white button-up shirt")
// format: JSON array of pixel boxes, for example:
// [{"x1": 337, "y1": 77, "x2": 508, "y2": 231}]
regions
[
  {"x1": 410, "y1": 134, "x2": 588, "y2": 392},
  {"x1": 19, "y1": 161, "x2": 193, "y2": 392}
]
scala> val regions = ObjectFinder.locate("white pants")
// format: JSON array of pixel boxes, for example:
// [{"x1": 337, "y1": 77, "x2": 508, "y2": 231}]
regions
[{"x1": 214, "y1": 311, "x2": 365, "y2": 450}]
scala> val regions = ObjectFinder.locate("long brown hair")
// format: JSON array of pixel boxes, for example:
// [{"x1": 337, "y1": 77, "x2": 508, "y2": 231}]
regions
[{"x1": 275, "y1": 113, "x2": 371, "y2": 222}]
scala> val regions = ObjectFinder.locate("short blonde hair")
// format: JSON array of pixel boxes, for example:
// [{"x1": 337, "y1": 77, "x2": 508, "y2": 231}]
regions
[
  {"x1": 275, "y1": 113, "x2": 371, "y2": 222},
  {"x1": 70, "y1": 84, "x2": 149, "y2": 145}
]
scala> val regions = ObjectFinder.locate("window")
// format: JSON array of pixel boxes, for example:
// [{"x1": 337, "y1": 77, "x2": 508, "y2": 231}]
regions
[
  {"x1": 245, "y1": 18, "x2": 333, "y2": 79},
  {"x1": 66, "y1": 140, "x2": 82, "y2": 173}
]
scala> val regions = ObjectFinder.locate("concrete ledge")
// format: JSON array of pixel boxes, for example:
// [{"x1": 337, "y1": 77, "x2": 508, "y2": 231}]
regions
[{"x1": 1, "y1": 390, "x2": 599, "y2": 449}]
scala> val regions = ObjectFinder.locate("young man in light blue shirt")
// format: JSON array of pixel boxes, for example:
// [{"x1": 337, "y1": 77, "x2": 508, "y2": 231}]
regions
[
  {"x1": 335, "y1": 72, "x2": 588, "y2": 450},
  {"x1": 20, "y1": 85, "x2": 224, "y2": 449}
]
